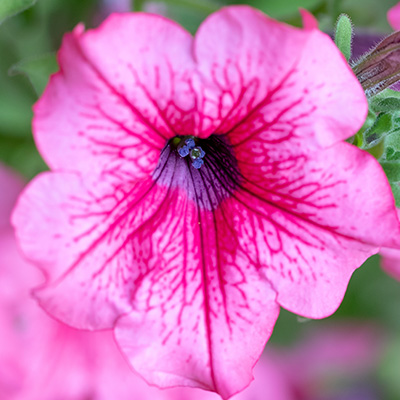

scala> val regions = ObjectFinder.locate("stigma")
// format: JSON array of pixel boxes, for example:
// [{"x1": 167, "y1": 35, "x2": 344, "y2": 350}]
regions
[{"x1": 176, "y1": 136, "x2": 206, "y2": 169}]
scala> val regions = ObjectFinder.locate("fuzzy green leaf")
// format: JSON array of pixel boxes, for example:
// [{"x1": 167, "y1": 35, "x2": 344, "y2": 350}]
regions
[{"x1": 334, "y1": 14, "x2": 353, "y2": 61}]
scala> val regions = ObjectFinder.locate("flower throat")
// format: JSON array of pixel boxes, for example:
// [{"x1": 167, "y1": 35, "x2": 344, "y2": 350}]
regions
[{"x1": 153, "y1": 134, "x2": 241, "y2": 210}]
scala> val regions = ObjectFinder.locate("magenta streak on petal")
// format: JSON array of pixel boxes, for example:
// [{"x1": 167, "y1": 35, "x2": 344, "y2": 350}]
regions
[
  {"x1": 112, "y1": 183, "x2": 280, "y2": 397},
  {"x1": 230, "y1": 97, "x2": 306, "y2": 148},
  {"x1": 192, "y1": 178, "x2": 218, "y2": 390},
  {"x1": 217, "y1": 67, "x2": 300, "y2": 146},
  {"x1": 158, "y1": 150, "x2": 229, "y2": 381},
  {"x1": 94, "y1": 106, "x2": 163, "y2": 151},
  {"x1": 226, "y1": 81, "x2": 318, "y2": 151},
  {"x1": 129, "y1": 135, "x2": 282, "y2": 396},
  {"x1": 72, "y1": 36, "x2": 171, "y2": 143},
  {"x1": 191, "y1": 164, "x2": 235, "y2": 330},
  {"x1": 13, "y1": 174, "x2": 179, "y2": 329},
  {"x1": 86, "y1": 156, "x2": 191, "y2": 285},
  {"x1": 126, "y1": 63, "x2": 180, "y2": 137},
  {"x1": 193, "y1": 141, "x2": 345, "y2": 250},
  {"x1": 52, "y1": 178, "x2": 171, "y2": 285}
]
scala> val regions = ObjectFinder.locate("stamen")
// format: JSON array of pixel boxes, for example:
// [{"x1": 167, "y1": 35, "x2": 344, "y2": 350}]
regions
[
  {"x1": 176, "y1": 136, "x2": 206, "y2": 169},
  {"x1": 192, "y1": 158, "x2": 204, "y2": 169},
  {"x1": 177, "y1": 137, "x2": 196, "y2": 158}
]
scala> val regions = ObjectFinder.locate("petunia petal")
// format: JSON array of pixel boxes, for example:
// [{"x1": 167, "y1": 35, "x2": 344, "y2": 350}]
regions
[
  {"x1": 194, "y1": 6, "x2": 367, "y2": 147},
  {"x1": 13, "y1": 167, "x2": 280, "y2": 397},
  {"x1": 235, "y1": 141, "x2": 400, "y2": 249},
  {"x1": 219, "y1": 191, "x2": 373, "y2": 319},
  {"x1": 227, "y1": 141, "x2": 400, "y2": 318},
  {"x1": 300, "y1": 8, "x2": 319, "y2": 30},
  {"x1": 12, "y1": 172, "x2": 172, "y2": 328},
  {"x1": 33, "y1": 14, "x2": 197, "y2": 179},
  {"x1": 115, "y1": 190, "x2": 279, "y2": 399}
]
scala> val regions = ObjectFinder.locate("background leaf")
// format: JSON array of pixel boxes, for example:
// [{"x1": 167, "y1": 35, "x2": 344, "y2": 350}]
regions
[
  {"x1": 0, "y1": 0, "x2": 37, "y2": 24},
  {"x1": 235, "y1": 0, "x2": 323, "y2": 19},
  {"x1": 9, "y1": 53, "x2": 58, "y2": 96}
]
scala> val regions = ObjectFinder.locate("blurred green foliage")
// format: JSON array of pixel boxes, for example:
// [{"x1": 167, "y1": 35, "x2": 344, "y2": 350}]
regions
[
  {"x1": 1, "y1": 1, "x2": 400, "y2": 398},
  {"x1": 0, "y1": 0, "x2": 37, "y2": 24}
]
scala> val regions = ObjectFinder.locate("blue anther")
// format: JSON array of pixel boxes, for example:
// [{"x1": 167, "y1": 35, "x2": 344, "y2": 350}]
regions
[
  {"x1": 185, "y1": 138, "x2": 196, "y2": 150},
  {"x1": 192, "y1": 158, "x2": 204, "y2": 169},
  {"x1": 178, "y1": 145, "x2": 190, "y2": 158}
]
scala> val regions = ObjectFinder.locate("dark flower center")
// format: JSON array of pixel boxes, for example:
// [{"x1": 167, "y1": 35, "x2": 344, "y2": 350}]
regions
[{"x1": 153, "y1": 134, "x2": 241, "y2": 210}]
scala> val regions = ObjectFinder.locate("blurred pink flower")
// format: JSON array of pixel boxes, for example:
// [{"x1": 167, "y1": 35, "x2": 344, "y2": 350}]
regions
[
  {"x1": 272, "y1": 323, "x2": 382, "y2": 400},
  {"x1": 12, "y1": 6, "x2": 400, "y2": 398},
  {"x1": 1, "y1": 163, "x2": 292, "y2": 400},
  {"x1": 388, "y1": 3, "x2": 400, "y2": 31}
]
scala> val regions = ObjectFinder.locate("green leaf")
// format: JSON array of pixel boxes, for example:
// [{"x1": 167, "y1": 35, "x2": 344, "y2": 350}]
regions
[
  {"x1": 0, "y1": 0, "x2": 37, "y2": 24},
  {"x1": 380, "y1": 161, "x2": 400, "y2": 182},
  {"x1": 385, "y1": 145, "x2": 400, "y2": 161},
  {"x1": 362, "y1": 112, "x2": 392, "y2": 149},
  {"x1": 132, "y1": 0, "x2": 145, "y2": 11},
  {"x1": 334, "y1": 14, "x2": 353, "y2": 61},
  {"x1": 366, "y1": 140, "x2": 385, "y2": 159},
  {"x1": 0, "y1": 135, "x2": 47, "y2": 179},
  {"x1": 378, "y1": 126, "x2": 400, "y2": 202},
  {"x1": 241, "y1": 0, "x2": 323, "y2": 19},
  {"x1": 9, "y1": 53, "x2": 58, "y2": 96},
  {"x1": 390, "y1": 182, "x2": 400, "y2": 207},
  {"x1": 370, "y1": 97, "x2": 400, "y2": 113},
  {"x1": 152, "y1": 0, "x2": 220, "y2": 14},
  {"x1": 381, "y1": 127, "x2": 400, "y2": 161}
]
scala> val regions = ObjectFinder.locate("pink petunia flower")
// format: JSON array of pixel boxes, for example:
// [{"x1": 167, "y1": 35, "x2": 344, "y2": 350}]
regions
[
  {"x1": 1, "y1": 162, "x2": 292, "y2": 400},
  {"x1": 388, "y1": 3, "x2": 400, "y2": 31},
  {"x1": 12, "y1": 6, "x2": 400, "y2": 398}
]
